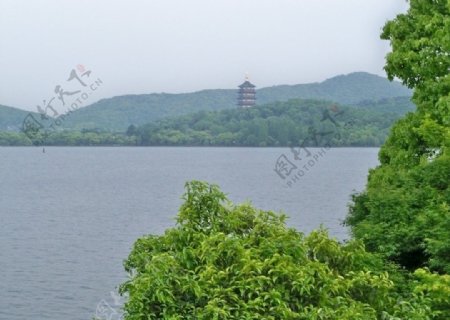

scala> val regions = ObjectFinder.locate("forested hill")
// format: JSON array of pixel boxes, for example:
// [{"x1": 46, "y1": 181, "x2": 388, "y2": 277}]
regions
[
  {"x1": 132, "y1": 99, "x2": 406, "y2": 147},
  {"x1": 59, "y1": 72, "x2": 411, "y2": 131},
  {"x1": 59, "y1": 89, "x2": 235, "y2": 131},
  {"x1": 257, "y1": 72, "x2": 411, "y2": 105},
  {"x1": 0, "y1": 104, "x2": 38, "y2": 131},
  {"x1": 354, "y1": 96, "x2": 415, "y2": 115},
  {"x1": 0, "y1": 97, "x2": 414, "y2": 146}
]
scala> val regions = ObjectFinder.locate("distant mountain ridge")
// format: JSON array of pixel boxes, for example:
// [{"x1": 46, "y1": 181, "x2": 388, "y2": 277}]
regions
[
  {"x1": 258, "y1": 72, "x2": 411, "y2": 105},
  {"x1": 0, "y1": 72, "x2": 412, "y2": 132}
]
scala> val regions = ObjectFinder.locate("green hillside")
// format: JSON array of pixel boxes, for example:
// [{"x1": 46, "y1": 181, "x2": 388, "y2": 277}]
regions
[
  {"x1": 257, "y1": 72, "x2": 411, "y2": 105},
  {"x1": 0, "y1": 104, "x2": 36, "y2": 131},
  {"x1": 0, "y1": 72, "x2": 413, "y2": 133},
  {"x1": 133, "y1": 99, "x2": 405, "y2": 147},
  {"x1": 355, "y1": 96, "x2": 415, "y2": 115},
  {"x1": 3, "y1": 98, "x2": 409, "y2": 147},
  {"x1": 59, "y1": 72, "x2": 412, "y2": 131},
  {"x1": 59, "y1": 89, "x2": 235, "y2": 131}
]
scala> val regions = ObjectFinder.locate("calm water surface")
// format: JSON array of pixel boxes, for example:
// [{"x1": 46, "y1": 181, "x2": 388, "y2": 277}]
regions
[{"x1": 0, "y1": 147, "x2": 379, "y2": 320}]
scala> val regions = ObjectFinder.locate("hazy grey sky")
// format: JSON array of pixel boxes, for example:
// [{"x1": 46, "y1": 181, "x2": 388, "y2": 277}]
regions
[{"x1": 0, "y1": 0, "x2": 408, "y2": 111}]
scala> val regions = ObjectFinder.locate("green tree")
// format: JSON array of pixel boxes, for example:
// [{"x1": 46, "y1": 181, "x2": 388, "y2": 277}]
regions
[
  {"x1": 126, "y1": 124, "x2": 138, "y2": 136},
  {"x1": 345, "y1": 0, "x2": 450, "y2": 273},
  {"x1": 119, "y1": 181, "x2": 431, "y2": 320}
]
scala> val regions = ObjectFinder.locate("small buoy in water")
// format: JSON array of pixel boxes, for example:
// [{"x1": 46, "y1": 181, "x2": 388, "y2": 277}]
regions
[{"x1": 42, "y1": 147, "x2": 46, "y2": 153}]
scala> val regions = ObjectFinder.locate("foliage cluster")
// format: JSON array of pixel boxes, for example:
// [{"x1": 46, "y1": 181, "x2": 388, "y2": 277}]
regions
[
  {"x1": 345, "y1": 0, "x2": 450, "y2": 273},
  {"x1": 0, "y1": 130, "x2": 137, "y2": 146},
  {"x1": 134, "y1": 99, "x2": 402, "y2": 147},
  {"x1": 120, "y1": 181, "x2": 434, "y2": 320},
  {"x1": 345, "y1": 1, "x2": 450, "y2": 316},
  {"x1": 1, "y1": 99, "x2": 409, "y2": 147}
]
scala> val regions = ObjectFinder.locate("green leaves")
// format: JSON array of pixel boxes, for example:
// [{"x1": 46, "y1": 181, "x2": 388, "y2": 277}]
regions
[
  {"x1": 413, "y1": 268, "x2": 450, "y2": 319},
  {"x1": 346, "y1": 2, "x2": 450, "y2": 317},
  {"x1": 381, "y1": 0, "x2": 450, "y2": 91},
  {"x1": 120, "y1": 181, "x2": 431, "y2": 319}
]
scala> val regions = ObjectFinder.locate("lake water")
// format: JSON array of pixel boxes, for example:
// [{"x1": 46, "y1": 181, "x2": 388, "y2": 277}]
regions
[{"x1": 0, "y1": 147, "x2": 379, "y2": 320}]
